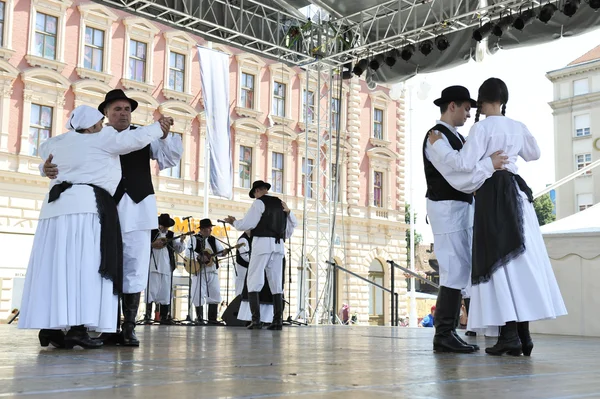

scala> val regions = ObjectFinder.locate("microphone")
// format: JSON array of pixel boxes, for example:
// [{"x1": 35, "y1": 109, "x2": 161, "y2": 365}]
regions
[
  {"x1": 182, "y1": 216, "x2": 193, "y2": 220},
  {"x1": 217, "y1": 219, "x2": 227, "y2": 223}
]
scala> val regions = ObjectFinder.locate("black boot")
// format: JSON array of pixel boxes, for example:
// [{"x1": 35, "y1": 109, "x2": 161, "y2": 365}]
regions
[
  {"x1": 64, "y1": 325, "x2": 103, "y2": 349},
  {"x1": 159, "y1": 304, "x2": 175, "y2": 325},
  {"x1": 485, "y1": 321, "x2": 522, "y2": 356},
  {"x1": 195, "y1": 306, "x2": 206, "y2": 325},
  {"x1": 433, "y1": 287, "x2": 476, "y2": 353},
  {"x1": 267, "y1": 294, "x2": 283, "y2": 330},
  {"x1": 247, "y1": 292, "x2": 263, "y2": 330},
  {"x1": 121, "y1": 293, "x2": 141, "y2": 347},
  {"x1": 144, "y1": 303, "x2": 154, "y2": 325},
  {"x1": 517, "y1": 321, "x2": 534, "y2": 356},
  {"x1": 38, "y1": 329, "x2": 66, "y2": 348}
]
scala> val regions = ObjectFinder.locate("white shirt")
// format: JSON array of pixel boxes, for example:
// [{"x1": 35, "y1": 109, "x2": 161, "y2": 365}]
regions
[
  {"x1": 424, "y1": 120, "x2": 496, "y2": 234},
  {"x1": 232, "y1": 199, "x2": 298, "y2": 256},
  {"x1": 429, "y1": 116, "x2": 540, "y2": 191},
  {"x1": 37, "y1": 123, "x2": 164, "y2": 220},
  {"x1": 150, "y1": 230, "x2": 186, "y2": 275},
  {"x1": 186, "y1": 234, "x2": 226, "y2": 273}
]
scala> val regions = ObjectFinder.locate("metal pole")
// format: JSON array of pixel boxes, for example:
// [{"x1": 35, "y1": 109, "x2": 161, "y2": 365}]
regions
[
  {"x1": 203, "y1": 42, "x2": 213, "y2": 219},
  {"x1": 390, "y1": 254, "x2": 395, "y2": 326},
  {"x1": 408, "y1": 86, "x2": 417, "y2": 328}
]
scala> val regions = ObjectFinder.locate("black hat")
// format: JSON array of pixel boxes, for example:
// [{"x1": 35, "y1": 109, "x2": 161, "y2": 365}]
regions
[
  {"x1": 158, "y1": 213, "x2": 175, "y2": 228},
  {"x1": 433, "y1": 86, "x2": 477, "y2": 107},
  {"x1": 199, "y1": 218, "x2": 215, "y2": 228},
  {"x1": 98, "y1": 89, "x2": 139, "y2": 113},
  {"x1": 249, "y1": 180, "x2": 271, "y2": 198}
]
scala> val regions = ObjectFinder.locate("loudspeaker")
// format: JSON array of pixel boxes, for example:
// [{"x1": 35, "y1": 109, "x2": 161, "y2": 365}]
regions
[{"x1": 220, "y1": 295, "x2": 246, "y2": 327}]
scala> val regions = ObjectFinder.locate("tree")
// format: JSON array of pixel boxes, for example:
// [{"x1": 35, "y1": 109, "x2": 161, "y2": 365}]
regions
[
  {"x1": 533, "y1": 193, "x2": 555, "y2": 226},
  {"x1": 405, "y1": 203, "x2": 423, "y2": 263}
]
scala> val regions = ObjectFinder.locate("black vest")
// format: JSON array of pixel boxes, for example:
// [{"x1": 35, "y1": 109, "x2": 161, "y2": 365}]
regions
[
  {"x1": 236, "y1": 233, "x2": 252, "y2": 268},
  {"x1": 151, "y1": 229, "x2": 177, "y2": 272},
  {"x1": 113, "y1": 126, "x2": 155, "y2": 204},
  {"x1": 252, "y1": 195, "x2": 287, "y2": 242},
  {"x1": 422, "y1": 124, "x2": 473, "y2": 204},
  {"x1": 194, "y1": 235, "x2": 220, "y2": 269}
]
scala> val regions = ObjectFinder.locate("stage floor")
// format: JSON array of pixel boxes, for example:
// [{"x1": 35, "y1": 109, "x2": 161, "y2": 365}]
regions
[{"x1": 2, "y1": 324, "x2": 599, "y2": 398}]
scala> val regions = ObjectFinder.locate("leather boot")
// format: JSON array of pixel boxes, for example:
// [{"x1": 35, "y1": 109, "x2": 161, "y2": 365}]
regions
[
  {"x1": 159, "y1": 304, "x2": 175, "y2": 325},
  {"x1": 208, "y1": 303, "x2": 221, "y2": 323},
  {"x1": 144, "y1": 303, "x2": 153, "y2": 324},
  {"x1": 247, "y1": 292, "x2": 263, "y2": 330},
  {"x1": 485, "y1": 321, "x2": 522, "y2": 356},
  {"x1": 38, "y1": 329, "x2": 66, "y2": 348},
  {"x1": 433, "y1": 287, "x2": 476, "y2": 353},
  {"x1": 64, "y1": 325, "x2": 103, "y2": 349},
  {"x1": 517, "y1": 321, "x2": 534, "y2": 356},
  {"x1": 195, "y1": 306, "x2": 206, "y2": 325},
  {"x1": 121, "y1": 293, "x2": 141, "y2": 347},
  {"x1": 267, "y1": 294, "x2": 283, "y2": 330}
]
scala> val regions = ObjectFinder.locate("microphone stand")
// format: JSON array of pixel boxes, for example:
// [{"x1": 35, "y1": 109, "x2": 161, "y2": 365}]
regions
[
  {"x1": 220, "y1": 221, "x2": 236, "y2": 309},
  {"x1": 138, "y1": 230, "x2": 162, "y2": 326},
  {"x1": 283, "y1": 239, "x2": 306, "y2": 327},
  {"x1": 182, "y1": 218, "x2": 196, "y2": 325}
]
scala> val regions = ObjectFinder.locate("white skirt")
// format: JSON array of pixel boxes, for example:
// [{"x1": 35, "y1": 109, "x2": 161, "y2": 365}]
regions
[
  {"x1": 238, "y1": 301, "x2": 274, "y2": 323},
  {"x1": 467, "y1": 190, "x2": 567, "y2": 330},
  {"x1": 18, "y1": 214, "x2": 118, "y2": 333}
]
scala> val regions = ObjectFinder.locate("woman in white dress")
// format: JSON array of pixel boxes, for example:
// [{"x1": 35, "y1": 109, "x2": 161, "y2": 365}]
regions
[
  {"x1": 18, "y1": 105, "x2": 172, "y2": 349},
  {"x1": 428, "y1": 78, "x2": 567, "y2": 356}
]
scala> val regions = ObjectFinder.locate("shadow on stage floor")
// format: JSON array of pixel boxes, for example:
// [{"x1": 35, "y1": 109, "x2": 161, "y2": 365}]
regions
[{"x1": 2, "y1": 324, "x2": 599, "y2": 398}]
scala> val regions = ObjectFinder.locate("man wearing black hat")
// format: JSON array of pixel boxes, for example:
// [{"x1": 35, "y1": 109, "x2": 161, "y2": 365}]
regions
[
  {"x1": 187, "y1": 218, "x2": 230, "y2": 325},
  {"x1": 223, "y1": 180, "x2": 297, "y2": 330},
  {"x1": 42, "y1": 89, "x2": 183, "y2": 346},
  {"x1": 423, "y1": 86, "x2": 507, "y2": 353},
  {"x1": 145, "y1": 214, "x2": 186, "y2": 325}
]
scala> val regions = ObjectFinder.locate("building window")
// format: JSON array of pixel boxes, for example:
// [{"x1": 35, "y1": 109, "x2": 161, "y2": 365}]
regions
[
  {"x1": 331, "y1": 98, "x2": 340, "y2": 131},
  {"x1": 368, "y1": 259, "x2": 384, "y2": 325},
  {"x1": 373, "y1": 108, "x2": 384, "y2": 139},
  {"x1": 271, "y1": 152, "x2": 284, "y2": 193},
  {"x1": 577, "y1": 193, "x2": 593, "y2": 212},
  {"x1": 239, "y1": 145, "x2": 252, "y2": 189},
  {"x1": 241, "y1": 72, "x2": 255, "y2": 109},
  {"x1": 160, "y1": 133, "x2": 182, "y2": 178},
  {"x1": 273, "y1": 82, "x2": 286, "y2": 117},
  {"x1": 574, "y1": 114, "x2": 591, "y2": 137},
  {"x1": 29, "y1": 103, "x2": 53, "y2": 157},
  {"x1": 576, "y1": 153, "x2": 592, "y2": 175},
  {"x1": 373, "y1": 171, "x2": 383, "y2": 207},
  {"x1": 573, "y1": 79, "x2": 589, "y2": 96},
  {"x1": 129, "y1": 39, "x2": 147, "y2": 82},
  {"x1": 0, "y1": 2, "x2": 5, "y2": 47},
  {"x1": 331, "y1": 163, "x2": 339, "y2": 202},
  {"x1": 34, "y1": 12, "x2": 57, "y2": 60},
  {"x1": 302, "y1": 157, "x2": 314, "y2": 198},
  {"x1": 167, "y1": 51, "x2": 185, "y2": 92},
  {"x1": 83, "y1": 27, "x2": 104, "y2": 72},
  {"x1": 302, "y1": 90, "x2": 315, "y2": 123}
]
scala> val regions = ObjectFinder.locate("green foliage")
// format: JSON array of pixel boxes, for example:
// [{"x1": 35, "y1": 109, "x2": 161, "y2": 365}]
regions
[
  {"x1": 533, "y1": 193, "x2": 556, "y2": 226},
  {"x1": 405, "y1": 204, "x2": 423, "y2": 262}
]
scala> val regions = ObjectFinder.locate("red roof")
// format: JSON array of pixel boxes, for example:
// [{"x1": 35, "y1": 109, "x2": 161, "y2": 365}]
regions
[{"x1": 568, "y1": 44, "x2": 600, "y2": 66}]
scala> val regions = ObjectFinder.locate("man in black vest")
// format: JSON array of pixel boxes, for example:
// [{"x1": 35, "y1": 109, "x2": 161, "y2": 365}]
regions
[
  {"x1": 223, "y1": 180, "x2": 297, "y2": 330},
  {"x1": 42, "y1": 89, "x2": 183, "y2": 346},
  {"x1": 145, "y1": 213, "x2": 185, "y2": 325},
  {"x1": 423, "y1": 86, "x2": 507, "y2": 353}
]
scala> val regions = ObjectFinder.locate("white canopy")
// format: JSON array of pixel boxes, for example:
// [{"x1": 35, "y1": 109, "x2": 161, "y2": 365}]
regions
[{"x1": 541, "y1": 203, "x2": 600, "y2": 236}]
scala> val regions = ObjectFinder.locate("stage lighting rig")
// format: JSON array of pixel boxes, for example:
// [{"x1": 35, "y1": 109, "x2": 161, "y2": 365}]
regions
[
  {"x1": 539, "y1": 3, "x2": 557, "y2": 23},
  {"x1": 384, "y1": 50, "x2": 400, "y2": 67},
  {"x1": 563, "y1": 0, "x2": 580, "y2": 16},
  {"x1": 492, "y1": 16, "x2": 513, "y2": 37},
  {"x1": 419, "y1": 40, "x2": 434, "y2": 56},
  {"x1": 590, "y1": 0, "x2": 600, "y2": 10},
  {"x1": 473, "y1": 22, "x2": 493, "y2": 42},
  {"x1": 435, "y1": 35, "x2": 450, "y2": 51},
  {"x1": 400, "y1": 44, "x2": 416, "y2": 61},
  {"x1": 513, "y1": 9, "x2": 536, "y2": 30},
  {"x1": 369, "y1": 54, "x2": 385, "y2": 71},
  {"x1": 352, "y1": 58, "x2": 369, "y2": 76}
]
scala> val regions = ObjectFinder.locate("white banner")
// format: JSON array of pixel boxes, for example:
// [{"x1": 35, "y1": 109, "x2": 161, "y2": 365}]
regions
[{"x1": 197, "y1": 46, "x2": 232, "y2": 199}]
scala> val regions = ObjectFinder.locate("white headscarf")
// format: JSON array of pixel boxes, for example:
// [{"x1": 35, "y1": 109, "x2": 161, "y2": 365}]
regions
[{"x1": 65, "y1": 105, "x2": 104, "y2": 131}]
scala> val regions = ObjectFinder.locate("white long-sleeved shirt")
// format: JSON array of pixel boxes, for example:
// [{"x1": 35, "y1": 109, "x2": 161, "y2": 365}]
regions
[
  {"x1": 185, "y1": 234, "x2": 226, "y2": 273},
  {"x1": 37, "y1": 123, "x2": 164, "y2": 220},
  {"x1": 233, "y1": 199, "x2": 297, "y2": 256},
  {"x1": 150, "y1": 230, "x2": 186, "y2": 275}
]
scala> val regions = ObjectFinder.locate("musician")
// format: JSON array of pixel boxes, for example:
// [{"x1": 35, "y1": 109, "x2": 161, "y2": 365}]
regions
[
  {"x1": 223, "y1": 180, "x2": 297, "y2": 330},
  {"x1": 235, "y1": 230, "x2": 252, "y2": 297},
  {"x1": 145, "y1": 213, "x2": 185, "y2": 324},
  {"x1": 187, "y1": 219, "x2": 230, "y2": 325}
]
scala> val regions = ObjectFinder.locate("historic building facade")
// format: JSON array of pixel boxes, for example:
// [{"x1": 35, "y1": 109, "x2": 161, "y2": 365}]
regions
[{"x1": 0, "y1": 0, "x2": 408, "y2": 325}]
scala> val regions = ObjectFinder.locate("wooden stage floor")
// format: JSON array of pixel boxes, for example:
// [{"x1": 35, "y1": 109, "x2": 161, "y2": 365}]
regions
[{"x1": 2, "y1": 324, "x2": 599, "y2": 398}]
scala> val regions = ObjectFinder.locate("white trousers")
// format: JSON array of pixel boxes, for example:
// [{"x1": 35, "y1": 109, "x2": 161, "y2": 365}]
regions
[
  {"x1": 247, "y1": 252, "x2": 283, "y2": 294},
  {"x1": 122, "y1": 229, "x2": 152, "y2": 294},
  {"x1": 191, "y1": 269, "x2": 221, "y2": 306},
  {"x1": 235, "y1": 266, "x2": 247, "y2": 297},
  {"x1": 433, "y1": 227, "x2": 472, "y2": 290},
  {"x1": 146, "y1": 272, "x2": 171, "y2": 304}
]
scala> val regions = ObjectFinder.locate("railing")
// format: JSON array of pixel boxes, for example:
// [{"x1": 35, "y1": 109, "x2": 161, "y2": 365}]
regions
[{"x1": 533, "y1": 158, "x2": 600, "y2": 199}]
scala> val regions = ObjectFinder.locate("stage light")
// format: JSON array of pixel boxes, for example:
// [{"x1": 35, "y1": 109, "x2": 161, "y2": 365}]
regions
[
  {"x1": 419, "y1": 40, "x2": 434, "y2": 56},
  {"x1": 513, "y1": 9, "x2": 536, "y2": 30},
  {"x1": 369, "y1": 54, "x2": 385, "y2": 71},
  {"x1": 590, "y1": 0, "x2": 600, "y2": 10},
  {"x1": 473, "y1": 22, "x2": 493, "y2": 42},
  {"x1": 400, "y1": 44, "x2": 416, "y2": 61},
  {"x1": 563, "y1": 0, "x2": 580, "y2": 16},
  {"x1": 493, "y1": 16, "x2": 513, "y2": 37},
  {"x1": 341, "y1": 63, "x2": 353, "y2": 80},
  {"x1": 539, "y1": 3, "x2": 557, "y2": 23},
  {"x1": 435, "y1": 35, "x2": 450, "y2": 51},
  {"x1": 384, "y1": 49, "x2": 400, "y2": 67},
  {"x1": 352, "y1": 58, "x2": 369, "y2": 76}
]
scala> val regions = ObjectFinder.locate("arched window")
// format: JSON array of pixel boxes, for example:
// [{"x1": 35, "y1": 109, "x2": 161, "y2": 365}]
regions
[{"x1": 368, "y1": 259, "x2": 385, "y2": 325}]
